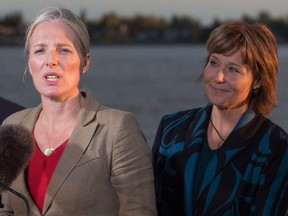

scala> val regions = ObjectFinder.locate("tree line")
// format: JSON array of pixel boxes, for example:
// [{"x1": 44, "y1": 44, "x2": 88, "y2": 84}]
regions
[{"x1": 1, "y1": 10, "x2": 288, "y2": 45}]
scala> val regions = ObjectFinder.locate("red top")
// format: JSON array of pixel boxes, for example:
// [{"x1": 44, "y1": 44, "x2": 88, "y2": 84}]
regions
[{"x1": 28, "y1": 137, "x2": 69, "y2": 212}]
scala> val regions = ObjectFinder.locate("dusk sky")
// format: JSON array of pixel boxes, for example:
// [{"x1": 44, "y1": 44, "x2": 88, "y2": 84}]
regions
[{"x1": 0, "y1": 0, "x2": 288, "y2": 25}]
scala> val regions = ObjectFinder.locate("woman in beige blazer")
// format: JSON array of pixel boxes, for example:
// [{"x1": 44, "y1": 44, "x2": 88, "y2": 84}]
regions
[{"x1": 0, "y1": 7, "x2": 157, "y2": 216}]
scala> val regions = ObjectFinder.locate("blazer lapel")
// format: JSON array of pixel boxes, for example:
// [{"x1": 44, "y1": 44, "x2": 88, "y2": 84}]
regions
[
  {"x1": 10, "y1": 105, "x2": 44, "y2": 215},
  {"x1": 182, "y1": 106, "x2": 210, "y2": 214},
  {"x1": 42, "y1": 93, "x2": 101, "y2": 214}
]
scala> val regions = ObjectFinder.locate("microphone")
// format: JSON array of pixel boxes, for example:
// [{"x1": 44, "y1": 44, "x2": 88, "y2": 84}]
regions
[{"x1": 0, "y1": 124, "x2": 34, "y2": 216}]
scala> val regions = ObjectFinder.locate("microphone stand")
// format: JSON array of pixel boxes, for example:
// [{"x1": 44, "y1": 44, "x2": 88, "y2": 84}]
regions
[{"x1": 0, "y1": 182, "x2": 30, "y2": 216}]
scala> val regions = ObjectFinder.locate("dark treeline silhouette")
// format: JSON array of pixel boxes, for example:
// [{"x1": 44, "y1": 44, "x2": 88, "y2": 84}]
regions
[{"x1": 1, "y1": 10, "x2": 288, "y2": 45}]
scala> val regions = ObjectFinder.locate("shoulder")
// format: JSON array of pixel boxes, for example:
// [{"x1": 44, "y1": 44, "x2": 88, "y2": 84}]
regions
[
  {"x1": 95, "y1": 105, "x2": 149, "y2": 154},
  {"x1": 261, "y1": 117, "x2": 287, "y2": 139},
  {"x1": 83, "y1": 90, "x2": 138, "y2": 124},
  {"x1": 160, "y1": 107, "x2": 203, "y2": 128},
  {"x1": 153, "y1": 107, "x2": 205, "y2": 146},
  {"x1": 97, "y1": 105, "x2": 139, "y2": 127},
  {"x1": 258, "y1": 117, "x2": 288, "y2": 153},
  {"x1": 3, "y1": 107, "x2": 37, "y2": 125}
]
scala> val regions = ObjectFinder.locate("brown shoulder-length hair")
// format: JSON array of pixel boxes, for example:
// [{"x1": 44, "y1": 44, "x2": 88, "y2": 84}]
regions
[{"x1": 205, "y1": 21, "x2": 278, "y2": 116}]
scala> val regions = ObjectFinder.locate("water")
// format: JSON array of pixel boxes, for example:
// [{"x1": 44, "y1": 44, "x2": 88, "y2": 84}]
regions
[{"x1": 1, "y1": 45, "x2": 288, "y2": 146}]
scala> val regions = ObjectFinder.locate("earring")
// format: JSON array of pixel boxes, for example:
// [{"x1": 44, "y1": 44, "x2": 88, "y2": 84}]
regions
[
  {"x1": 23, "y1": 68, "x2": 28, "y2": 82},
  {"x1": 253, "y1": 86, "x2": 260, "y2": 94}
]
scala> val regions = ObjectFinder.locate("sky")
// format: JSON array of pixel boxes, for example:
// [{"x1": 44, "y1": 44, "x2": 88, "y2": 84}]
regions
[{"x1": 0, "y1": 0, "x2": 288, "y2": 25}]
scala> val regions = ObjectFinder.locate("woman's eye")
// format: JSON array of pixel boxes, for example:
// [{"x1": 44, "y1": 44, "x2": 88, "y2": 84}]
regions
[
  {"x1": 59, "y1": 48, "x2": 71, "y2": 54},
  {"x1": 34, "y1": 49, "x2": 44, "y2": 54},
  {"x1": 209, "y1": 59, "x2": 217, "y2": 66},
  {"x1": 228, "y1": 66, "x2": 239, "y2": 73}
]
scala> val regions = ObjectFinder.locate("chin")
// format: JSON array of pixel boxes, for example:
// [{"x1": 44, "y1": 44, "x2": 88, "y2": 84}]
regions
[
  {"x1": 207, "y1": 95, "x2": 224, "y2": 105},
  {"x1": 41, "y1": 91, "x2": 61, "y2": 99}
]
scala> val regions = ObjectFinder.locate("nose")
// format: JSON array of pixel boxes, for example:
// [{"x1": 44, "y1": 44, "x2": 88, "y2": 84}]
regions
[
  {"x1": 214, "y1": 69, "x2": 225, "y2": 83},
  {"x1": 46, "y1": 51, "x2": 58, "y2": 67}
]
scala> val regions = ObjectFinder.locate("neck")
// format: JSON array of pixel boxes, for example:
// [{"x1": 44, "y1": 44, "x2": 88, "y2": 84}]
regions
[
  {"x1": 208, "y1": 105, "x2": 247, "y2": 150},
  {"x1": 40, "y1": 93, "x2": 84, "y2": 127},
  {"x1": 211, "y1": 105, "x2": 247, "y2": 130},
  {"x1": 34, "y1": 94, "x2": 85, "y2": 156}
]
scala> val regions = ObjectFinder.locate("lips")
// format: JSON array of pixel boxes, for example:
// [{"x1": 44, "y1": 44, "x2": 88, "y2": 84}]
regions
[
  {"x1": 44, "y1": 73, "x2": 61, "y2": 82},
  {"x1": 209, "y1": 85, "x2": 228, "y2": 95},
  {"x1": 207, "y1": 85, "x2": 229, "y2": 96},
  {"x1": 46, "y1": 75, "x2": 59, "y2": 81}
]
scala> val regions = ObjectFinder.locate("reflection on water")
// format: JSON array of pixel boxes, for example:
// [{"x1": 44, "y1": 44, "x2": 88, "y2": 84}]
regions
[{"x1": 1, "y1": 45, "x2": 288, "y2": 146}]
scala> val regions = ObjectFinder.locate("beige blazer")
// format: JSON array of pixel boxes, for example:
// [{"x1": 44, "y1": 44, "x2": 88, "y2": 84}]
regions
[{"x1": 0, "y1": 92, "x2": 157, "y2": 216}]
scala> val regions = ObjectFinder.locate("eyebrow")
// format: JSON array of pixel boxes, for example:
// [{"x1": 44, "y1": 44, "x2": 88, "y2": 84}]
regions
[
  {"x1": 32, "y1": 42, "x2": 73, "y2": 47},
  {"x1": 210, "y1": 54, "x2": 243, "y2": 67}
]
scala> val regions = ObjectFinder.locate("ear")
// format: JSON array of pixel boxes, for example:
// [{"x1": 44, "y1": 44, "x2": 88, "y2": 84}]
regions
[
  {"x1": 27, "y1": 63, "x2": 32, "y2": 75},
  {"x1": 82, "y1": 53, "x2": 90, "y2": 74}
]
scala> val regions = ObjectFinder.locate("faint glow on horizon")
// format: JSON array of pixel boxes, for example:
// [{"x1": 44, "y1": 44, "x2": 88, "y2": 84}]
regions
[{"x1": 1, "y1": 0, "x2": 288, "y2": 25}]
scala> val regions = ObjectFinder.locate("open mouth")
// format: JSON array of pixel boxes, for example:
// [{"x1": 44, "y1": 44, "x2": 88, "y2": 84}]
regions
[{"x1": 46, "y1": 75, "x2": 59, "y2": 81}]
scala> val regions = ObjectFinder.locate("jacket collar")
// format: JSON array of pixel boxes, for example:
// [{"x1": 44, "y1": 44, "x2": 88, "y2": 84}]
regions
[{"x1": 185, "y1": 103, "x2": 263, "y2": 150}]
